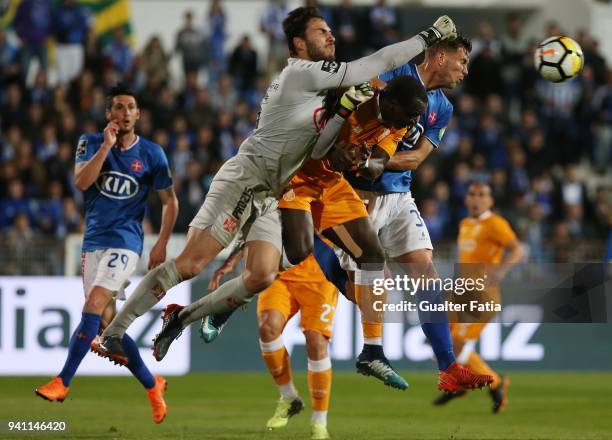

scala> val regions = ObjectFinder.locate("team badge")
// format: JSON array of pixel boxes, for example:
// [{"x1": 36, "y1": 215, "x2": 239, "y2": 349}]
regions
[
  {"x1": 223, "y1": 217, "x2": 237, "y2": 233},
  {"x1": 321, "y1": 61, "x2": 340, "y2": 74},
  {"x1": 130, "y1": 159, "x2": 144, "y2": 173},
  {"x1": 283, "y1": 188, "x2": 295, "y2": 202},
  {"x1": 428, "y1": 112, "x2": 438, "y2": 125}
]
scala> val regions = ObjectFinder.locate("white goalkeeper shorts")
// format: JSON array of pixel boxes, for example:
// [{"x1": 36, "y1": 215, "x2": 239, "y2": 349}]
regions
[
  {"x1": 337, "y1": 190, "x2": 433, "y2": 271},
  {"x1": 81, "y1": 248, "x2": 139, "y2": 300}
]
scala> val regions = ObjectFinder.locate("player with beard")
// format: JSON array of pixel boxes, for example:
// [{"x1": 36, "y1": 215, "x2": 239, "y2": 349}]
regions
[{"x1": 92, "y1": 7, "x2": 457, "y2": 379}]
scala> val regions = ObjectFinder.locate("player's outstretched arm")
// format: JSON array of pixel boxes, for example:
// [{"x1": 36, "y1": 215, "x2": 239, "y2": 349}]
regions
[
  {"x1": 310, "y1": 16, "x2": 456, "y2": 91},
  {"x1": 148, "y1": 187, "x2": 179, "y2": 269},
  {"x1": 74, "y1": 121, "x2": 118, "y2": 191}
]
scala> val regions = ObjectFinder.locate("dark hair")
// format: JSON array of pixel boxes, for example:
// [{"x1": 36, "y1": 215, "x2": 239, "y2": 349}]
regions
[
  {"x1": 282, "y1": 6, "x2": 323, "y2": 56},
  {"x1": 428, "y1": 34, "x2": 472, "y2": 55},
  {"x1": 106, "y1": 83, "x2": 137, "y2": 110},
  {"x1": 467, "y1": 180, "x2": 492, "y2": 191},
  {"x1": 383, "y1": 75, "x2": 428, "y2": 116}
]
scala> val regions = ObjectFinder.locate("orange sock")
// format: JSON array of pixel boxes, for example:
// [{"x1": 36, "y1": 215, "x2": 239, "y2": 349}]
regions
[
  {"x1": 307, "y1": 357, "x2": 332, "y2": 421},
  {"x1": 260, "y1": 337, "x2": 297, "y2": 398},
  {"x1": 466, "y1": 352, "x2": 501, "y2": 389},
  {"x1": 355, "y1": 270, "x2": 385, "y2": 345}
]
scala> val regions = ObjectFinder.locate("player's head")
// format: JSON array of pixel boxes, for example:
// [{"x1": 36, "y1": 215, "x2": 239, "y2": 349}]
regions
[
  {"x1": 465, "y1": 181, "x2": 494, "y2": 217},
  {"x1": 425, "y1": 35, "x2": 472, "y2": 89},
  {"x1": 106, "y1": 84, "x2": 140, "y2": 135},
  {"x1": 283, "y1": 7, "x2": 335, "y2": 61},
  {"x1": 379, "y1": 75, "x2": 427, "y2": 129}
]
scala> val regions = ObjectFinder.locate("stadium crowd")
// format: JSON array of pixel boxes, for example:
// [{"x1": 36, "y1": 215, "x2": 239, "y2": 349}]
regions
[{"x1": 0, "y1": 0, "x2": 610, "y2": 274}]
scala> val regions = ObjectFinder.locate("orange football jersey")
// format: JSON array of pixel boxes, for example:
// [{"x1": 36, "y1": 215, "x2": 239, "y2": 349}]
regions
[
  {"x1": 298, "y1": 94, "x2": 407, "y2": 187},
  {"x1": 458, "y1": 211, "x2": 517, "y2": 264}
]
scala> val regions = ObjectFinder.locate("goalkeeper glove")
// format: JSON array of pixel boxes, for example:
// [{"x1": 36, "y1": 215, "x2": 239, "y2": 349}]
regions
[
  {"x1": 335, "y1": 82, "x2": 375, "y2": 119},
  {"x1": 418, "y1": 15, "x2": 457, "y2": 47}
]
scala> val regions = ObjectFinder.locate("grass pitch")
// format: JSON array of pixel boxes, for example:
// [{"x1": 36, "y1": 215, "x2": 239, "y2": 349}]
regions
[{"x1": 2, "y1": 372, "x2": 611, "y2": 440}]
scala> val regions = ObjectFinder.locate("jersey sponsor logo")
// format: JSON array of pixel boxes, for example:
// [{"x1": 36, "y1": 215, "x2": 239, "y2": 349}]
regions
[
  {"x1": 95, "y1": 171, "x2": 140, "y2": 200},
  {"x1": 428, "y1": 112, "x2": 438, "y2": 125},
  {"x1": 223, "y1": 217, "x2": 237, "y2": 233},
  {"x1": 321, "y1": 61, "x2": 340, "y2": 74},
  {"x1": 76, "y1": 138, "x2": 87, "y2": 157},
  {"x1": 231, "y1": 188, "x2": 254, "y2": 220},
  {"x1": 130, "y1": 159, "x2": 144, "y2": 173}
]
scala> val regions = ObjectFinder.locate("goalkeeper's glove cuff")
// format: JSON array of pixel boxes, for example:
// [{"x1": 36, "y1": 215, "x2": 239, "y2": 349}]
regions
[
  {"x1": 418, "y1": 26, "x2": 443, "y2": 47},
  {"x1": 335, "y1": 96, "x2": 355, "y2": 120}
]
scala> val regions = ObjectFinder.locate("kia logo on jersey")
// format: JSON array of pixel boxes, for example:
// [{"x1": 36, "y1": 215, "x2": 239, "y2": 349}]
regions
[{"x1": 95, "y1": 171, "x2": 140, "y2": 200}]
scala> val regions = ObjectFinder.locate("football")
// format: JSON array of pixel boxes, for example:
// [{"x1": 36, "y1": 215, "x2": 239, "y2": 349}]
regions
[{"x1": 534, "y1": 36, "x2": 584, "y2": 82}]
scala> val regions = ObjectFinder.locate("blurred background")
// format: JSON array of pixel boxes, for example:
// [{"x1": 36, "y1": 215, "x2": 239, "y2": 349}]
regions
[{"x1": 0, "y1": 0, "x2": 610, "y2": 374}]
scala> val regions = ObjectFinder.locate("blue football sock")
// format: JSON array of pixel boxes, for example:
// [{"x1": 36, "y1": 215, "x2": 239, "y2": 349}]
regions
[
  {"x1": 58, "y1": 312, "x2": 101, "y2": 386},
  {"x1": 417, "y1": 289, "x2": 456, "y2": 371},
  {"x1": 122, "y1": 334, "x2": 156, "y2": 389},
  {"x1": 312, "y1": 235, "x2": 348, "y2": 296}
]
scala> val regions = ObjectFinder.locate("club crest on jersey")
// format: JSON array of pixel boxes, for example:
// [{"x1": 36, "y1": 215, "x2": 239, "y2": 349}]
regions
[
  {"x1": 321, "y1": 61, "x2": 340, "y2": 74},
  {"x1": 95, "y1": 171, "x2": 140, "y2": 200},
  {"x1": 428, "y1": 112, "x2": 437, "y2": 125},
  {"x1": 223, "y1": 217, "x2": 237, "y2": 233},
  {"x1": 283, "y1": 188, "x2": 295, "y2": 202},
  {"x1": 130, "y1": 159, "x2": 144, "y2": 173}
]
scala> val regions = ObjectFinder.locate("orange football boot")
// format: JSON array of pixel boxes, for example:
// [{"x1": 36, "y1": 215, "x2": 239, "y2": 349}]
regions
[
  {"x1": 146, "y1": 376, "x2": 168, "y2": 424},
  {"x1": 438, "y1": 362, "x2": 493, "y2": 392},
  {"x1": 35, "y1": 377, "x2": 69, "y2": 402}
]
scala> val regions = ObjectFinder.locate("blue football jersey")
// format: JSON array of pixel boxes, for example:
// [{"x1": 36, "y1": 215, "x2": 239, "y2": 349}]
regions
[
  {"x1": 347, "y1": 63, "x2": 453, "y2": 193},
  {"x1": 75, "y1": 133, "x2": 173, "y2": 255}
]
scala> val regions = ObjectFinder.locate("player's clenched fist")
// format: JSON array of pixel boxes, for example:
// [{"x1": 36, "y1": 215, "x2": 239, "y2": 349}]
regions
[
  {"x1": 102, "y1": 120, "x2": 119, "y2": 149},
  {"x1": 418, "y1": 15, "x2": 457, "y2": 46}
]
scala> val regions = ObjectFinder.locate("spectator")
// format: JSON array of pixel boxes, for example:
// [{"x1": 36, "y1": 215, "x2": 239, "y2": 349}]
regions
[
  {"x1": 591, "y1": 69, "x2": 612, "y2": 170},
  {"x1": 52, "y1": 0, "x2": 91, "y2": 85},
  {"x1": 206, "y1": 0, "x2": 227, "y2": 84},
  {"x1": 29, "y1": 70, "x2": 52, "y2": 106},
  {"x1": 333, "y1": 0, "x2": 361, "y2": 62},
  {"x1": 422, "y1": 199, "x2": 445, "y2": 242},
  {"x1": 140, "y1": 35, "x2": 170, "y2": 83},
  {"x1": 13, "y1": 0, "x2": 52, "y2": 75},
  {"x1": 1, "y1": 83, "x2": 27, "y2": 131},
  {"x1": 368, "y1": 0, "x2": 398, "y2": 50},
  {"x1": 177, "y1": 70, "x2": 200, "y2": 111},
  {"x1": 36, "y1": 180, "x2": 64, "y2": 235},
  {"x1": 0, "y1": 29, "x2": 21, "y2": 87},
  {"x1": 0, "y1": 180, "x2": 32, "y2": 230},
  {"x1": 83, "y1": 29, "x2": 104, "y2": 78},
  {"x1": 229, "y1": 35, "x2": 258, "y2": 93},
  {"x1": 102, "y1": 27, "x2": 135, "y2": 80},
  {"x1": 260, "y1": 0, "x2": 291, "y2": 77},
  {"x1": 175, "y1": 10, "x2": 205, "y2": 77},
  {"x1": 210, "y1": 72, "x2": 239, "y2": 112}
]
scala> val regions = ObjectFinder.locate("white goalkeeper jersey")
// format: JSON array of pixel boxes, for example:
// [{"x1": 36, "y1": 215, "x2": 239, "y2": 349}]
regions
[
  {"x1": 239, "y1": 58, "x2": 348, "y2": 195},
  {"x1": 238, "y1": 36, "x2": 426, "y2": 196}
]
